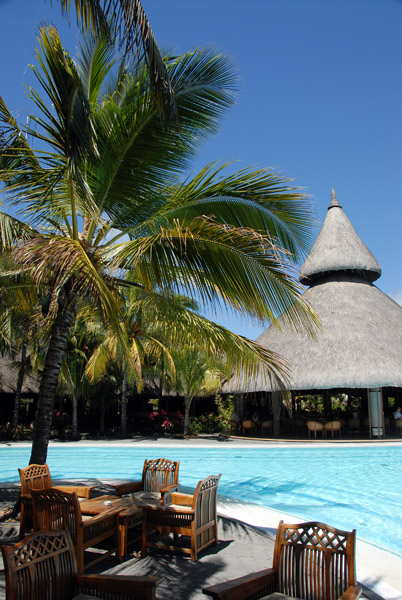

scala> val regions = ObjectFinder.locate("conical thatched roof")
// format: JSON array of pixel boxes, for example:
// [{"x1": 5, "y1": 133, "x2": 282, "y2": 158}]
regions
[
  {"x1": 227, "y1": 191, "x2": 402, "y2": 393},
  {"x1": 299, "y1": 189, "x2": 381, "y2": 285}
]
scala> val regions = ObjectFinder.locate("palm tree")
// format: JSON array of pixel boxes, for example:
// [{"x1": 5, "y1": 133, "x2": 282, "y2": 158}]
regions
[
  {"x1": 171, "y1": 347, "x2": 227, "y2": 435},
  {"x1": 56, "y1": 0, "x2": 176, "y2": 118},
  {"x1": 0, "y1": 27, "x2": 316, "y2": 464}
]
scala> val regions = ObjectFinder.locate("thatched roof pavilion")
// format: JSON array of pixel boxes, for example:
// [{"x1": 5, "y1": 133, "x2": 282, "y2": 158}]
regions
[{"x1": 228, "y1": 190, "x2": 402, "y2": 434}]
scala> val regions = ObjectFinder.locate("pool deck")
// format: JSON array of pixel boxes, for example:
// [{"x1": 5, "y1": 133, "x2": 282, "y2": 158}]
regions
[{"x1": 1, "y1": 435, "x2": 401, "y2": 600}]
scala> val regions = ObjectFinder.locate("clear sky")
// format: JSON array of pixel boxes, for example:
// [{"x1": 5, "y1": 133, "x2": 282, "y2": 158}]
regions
[{"x1": 1, "y1": 0, "x2": 401, "y2": 339}]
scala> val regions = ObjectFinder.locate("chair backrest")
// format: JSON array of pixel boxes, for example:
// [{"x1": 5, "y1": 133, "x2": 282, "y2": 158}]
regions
[
  {"x1": 324, "y1": 420, "x2": 341, "y2": 431},
  {"x1": 18, "y1": 463, "x2": 52, "y2": 496},
  {"x1": 1, "y1": 529, "x2": 77, "y2": 600},
  {"x1": 31, "y1": 488, "x2": 81, "y2": 545},
  {"x1": 242, "y1": 420, "x2": 253, "y2": 430},
  {"x1": 273, "y1": 521, "x2": 357, "y2": 600},
  {"x1": 142, "y1": 458, "x2": 179, "y2": 492},
  {"x1": 307, "y1": 420, "x2": 323, "y2": 431},
  {"x1": 192, "y1": 474, "x2": 221, "y2": 526}
]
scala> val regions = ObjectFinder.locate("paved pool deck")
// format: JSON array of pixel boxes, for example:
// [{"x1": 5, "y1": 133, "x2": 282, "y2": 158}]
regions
[{"x1": 1, "y1": 435, "x2": 401, "y2": 600}]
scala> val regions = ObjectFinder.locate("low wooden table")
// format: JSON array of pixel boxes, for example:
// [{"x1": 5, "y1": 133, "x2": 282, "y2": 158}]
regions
[{"x1": 80, "y1": 494, "x2": 144, "y2": 558}]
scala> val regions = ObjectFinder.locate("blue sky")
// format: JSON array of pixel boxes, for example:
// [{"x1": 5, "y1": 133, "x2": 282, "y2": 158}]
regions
[{"x1": 1, "y1": 0, "x2": 402, "y2": 339}]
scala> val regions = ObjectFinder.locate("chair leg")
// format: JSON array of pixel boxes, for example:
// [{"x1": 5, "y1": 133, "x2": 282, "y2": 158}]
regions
[
  {"x1": 141, "y1": 514, "x2": 148, "y2": 558},
  {"x1": 76, "y1": 546, "x2": 84, "y2": 573}
]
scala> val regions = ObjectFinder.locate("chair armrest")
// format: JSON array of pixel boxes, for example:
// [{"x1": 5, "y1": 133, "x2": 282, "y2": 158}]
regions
[
  {"x1": 160, "y1": 484, "x2": 179, "y2": 505},
  {"x1": 338, "y1": 586, "x2": 363, "y2": 600},
  {"x1": 53, "y1": 485, "x2": 93, "y2": 499},
  {"x1": 110, "y1": 481, "x2": 143, "y2": 496},
  {"x1": 76, "y1": 574, "x2": 159, "y2": 600},
  {"x1": 20, "y1": 494, "x2": 32, "y2": 502},
  {"x1": 170, "y1": 491, "x2": 193, "y2": 506},
  {"x1": 202, "y1": 568, "x2": 277, "y2": 600}
]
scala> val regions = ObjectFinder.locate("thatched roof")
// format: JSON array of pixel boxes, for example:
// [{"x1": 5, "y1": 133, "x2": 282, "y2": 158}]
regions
[
  {"x1": 0, "y1": 357, "x2": 39, "y2": 395},
  {"x1": 299, "y1": 189, "x2": 381, "y2": 285},
  {"x1": 226, "y1": 190, "x2": 402, "y2": 393}
]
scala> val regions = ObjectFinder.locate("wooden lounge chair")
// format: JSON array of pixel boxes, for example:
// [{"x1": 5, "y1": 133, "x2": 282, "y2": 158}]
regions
[
  {"x1": 203, "y1": 520, "x2": 362, "y2": 600},
  {"x1": 18, "y1": 463, "x2": 93, "y2": 538},
  {"x1": 1, "y1": 529, "x2": 159, "y2": 600},
  {"x1": 141, "y1": 474, "x2": 221, "y2": 562},
  {"x1": 31, "y1": 487, "x2": 119, "y2": 573},
  {"x1": 111, "y1": 458, "x2": 179, "y2": 503}
]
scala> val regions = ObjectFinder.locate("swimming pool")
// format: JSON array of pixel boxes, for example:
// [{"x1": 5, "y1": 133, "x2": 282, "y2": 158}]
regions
[{"x1": 2, "y1": 445, "x2": 401, "y2": 556}]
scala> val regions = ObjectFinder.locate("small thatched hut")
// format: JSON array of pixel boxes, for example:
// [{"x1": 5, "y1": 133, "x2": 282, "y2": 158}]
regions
[{"x1": 228, "y1": 190, "x2": 402, "y2": 436}]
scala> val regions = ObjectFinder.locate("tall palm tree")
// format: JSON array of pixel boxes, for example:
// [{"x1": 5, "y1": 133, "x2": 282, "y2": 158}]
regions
[{"x1": 0, "y1": 27, "x2": 316, "y2": 464}]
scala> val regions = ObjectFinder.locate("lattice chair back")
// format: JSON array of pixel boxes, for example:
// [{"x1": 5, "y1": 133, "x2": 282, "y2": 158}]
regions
[
  {"x1": 193, "y1": 474, "x2": 221, "y2": 547},
  {"x1": 1, "y1": 529, "x2": 77, "y2": 600},
  {"x1": 273, "y1": 521, "x2": 357, "y2": 600},
  {"x1": 31, "y1": 488, "x2": 81, "y2": 545},
  {"x1": 18, "y1": 463, "x2": 53, "y2": 495},
  {"x1": 142, "y1": 458, "x2": 179, "y2": 492}
]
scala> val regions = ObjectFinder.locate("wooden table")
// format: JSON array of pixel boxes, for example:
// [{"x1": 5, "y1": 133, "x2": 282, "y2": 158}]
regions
[{"x1": 80, "y1": 494, "x2": 144, "y2": 558}]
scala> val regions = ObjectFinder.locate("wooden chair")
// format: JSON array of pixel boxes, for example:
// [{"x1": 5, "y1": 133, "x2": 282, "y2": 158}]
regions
[
  {"x1": 111, "y1": 458, "x2": 179, "y2": 502},
  {"x1": 324, "y1": 420, "x2": 342, "y2": 439},
  {"x1": 241, "y1": 420, "x2": 255, "y2": 436},
  {"x1": 306, "y1": 420, "x2": 324, "y2": 439},
  {"x1": 396, "y1": 419, "x2": 402, "y2": 436},
  {"x1": 18, "y1": 463, "x2": 93, "y2": 538},
  {"x1": 203, "y1": 520, "x2": 362, "y2": 600},
  {"x1": 31, "y1": 487, "x2": 119, "y2": 573},
  {"x1": 142, "y1": 474, "x2": 221, "y2": 562},
  {"x1": 347, "y1": 418, "x2": 361, "y2": 435},
  {"x1": 1, "y1": 529, "x2": 159, "y2": 600},
  {"x1": 261, "y1": 419, "x2": 273, "y2": 436}
]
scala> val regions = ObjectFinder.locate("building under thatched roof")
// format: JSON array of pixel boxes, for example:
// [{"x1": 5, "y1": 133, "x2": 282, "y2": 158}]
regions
[{"x1": 228, "y1": 190, "x2": 402, "y2": 435}]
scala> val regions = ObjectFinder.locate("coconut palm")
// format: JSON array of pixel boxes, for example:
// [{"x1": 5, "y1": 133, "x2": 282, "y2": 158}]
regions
[
  {"x1": 171, "y1": 346, "x2": 227, "y2": 435},
  {"x1": 56, "y1": 0, "x2": 176, "y2": 118},
  {"x1": 0, "y1": 27, "x2": 316, "y2": 464}
]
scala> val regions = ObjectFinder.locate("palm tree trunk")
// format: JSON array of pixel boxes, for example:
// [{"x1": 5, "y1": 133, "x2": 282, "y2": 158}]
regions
[
  {"x1": 183, "y1": 396, "x2": 191, "y2": 435},
  {"x1": 71, "y1": 391, "x2": 78, "y2": 439},
  {"x1": 12, "y1": 343, "x2": 27, "y2": 428},
  {"x1": 121, "y1": 368, "x2": 128, "y2": 438},
  {"x1": 29, "y1": 303, "x2": 75, "y2": 464}
]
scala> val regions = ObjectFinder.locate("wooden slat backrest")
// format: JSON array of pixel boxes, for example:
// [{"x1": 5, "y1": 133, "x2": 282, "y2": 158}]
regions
[
  {"x1": 31, "y1": 488, "x2": 81, "y2": 545},
  {"x1": 1, "y1": 530, "x2": 77, "y2": 600},
  {"x1": 273, "y1": 521, "x2": 357, "y2": 600},
  {"x1": 19, "y1": 464, "x2": 52, "y2": 495},
  {"x1": 193, "y1": 474, "x2": 221, "y2": 527},
  {"x1": 142, "y1": 458, "x2": 179, "y2": 492}
]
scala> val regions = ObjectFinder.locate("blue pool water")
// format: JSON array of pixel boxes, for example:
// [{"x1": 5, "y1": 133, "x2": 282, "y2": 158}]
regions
[{"x1": 1, "y1": 445, "x2": 401, "y2": 556}]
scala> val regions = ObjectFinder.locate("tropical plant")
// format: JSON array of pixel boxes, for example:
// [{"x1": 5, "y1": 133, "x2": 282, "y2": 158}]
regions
[
  {"x1": 0, "y1": 27, "x2": 316, "y2": 464},
  {"x1": 54, "y1": 0, "x2": 176, "y2": 119},
  {"x1": 171, "y1": 347, "x2": 227, "y2": 435}
]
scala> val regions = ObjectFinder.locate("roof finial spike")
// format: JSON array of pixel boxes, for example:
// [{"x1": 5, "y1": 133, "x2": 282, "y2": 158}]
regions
[{"x1": 329, "y1": 187, "x2": 341, "y2": 209}]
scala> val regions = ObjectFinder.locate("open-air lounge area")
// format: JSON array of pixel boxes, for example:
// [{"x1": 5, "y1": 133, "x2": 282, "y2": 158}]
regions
[
  {"x1": 1, "y1": 1, "x2": 402, "y2": 600},
  {"x1": 1, "y1": 453, "x2": 388, "y2": 600}
]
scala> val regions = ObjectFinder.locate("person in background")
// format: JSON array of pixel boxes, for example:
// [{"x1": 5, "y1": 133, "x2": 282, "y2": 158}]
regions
[{"x1": 393, "y1": 406, "x2": 402, "y2": 420}]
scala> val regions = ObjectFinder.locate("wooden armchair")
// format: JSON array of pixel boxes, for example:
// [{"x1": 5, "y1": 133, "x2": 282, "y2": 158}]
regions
[
  {"x1": 203, "y1": 520, "x2": 362, "y2": 600},
  {"x1": 18, "y1": 463, "x2": 93, "y2": 537},
  {"x1": 1, "y1": 529, "x2": 159, "y2": 600},
  {"x1": 306, "y1": 420, "x2": 325, "y2": 439},
  {"x1": 111, "y1": 458, "x2": 179, "y2": 503},
  {"x1": 31, "y1": 487, "x2": 119, "y2": 573},
  {"x1": 142, "y1": 474, "x2": 221, "y2": 562}
]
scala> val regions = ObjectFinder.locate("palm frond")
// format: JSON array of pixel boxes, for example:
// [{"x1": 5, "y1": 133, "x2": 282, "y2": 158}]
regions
[
  {"x1": 109, "y1": 216, "x2": 318, "y2": 333},
  {"x1": 56, "y1": 0, "x2": 177, "y2": 119}
]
